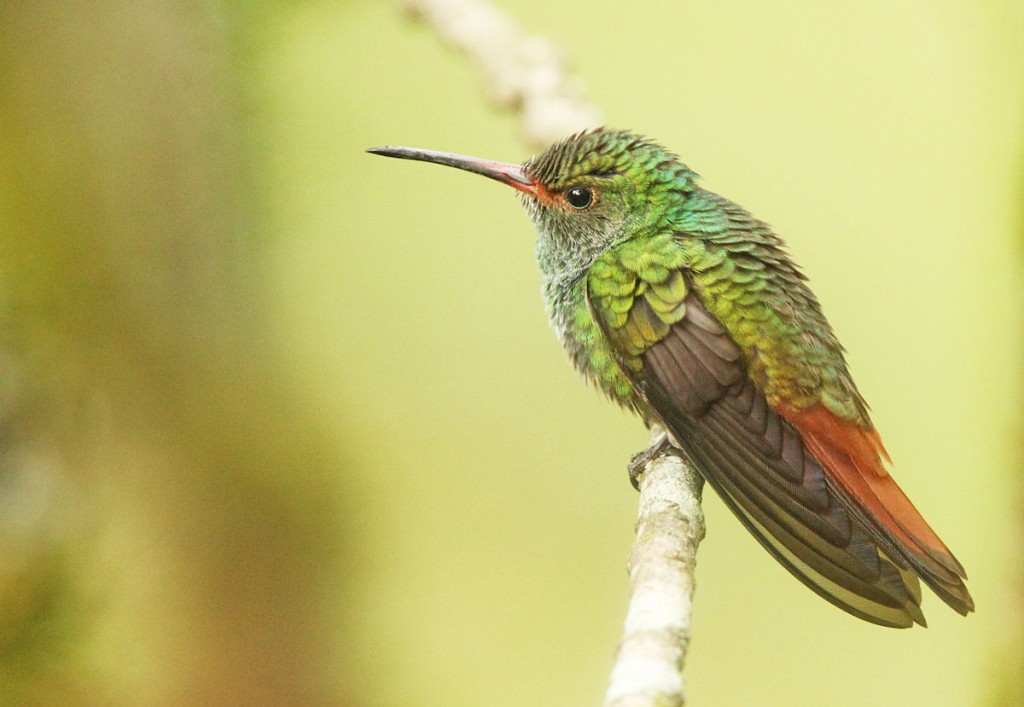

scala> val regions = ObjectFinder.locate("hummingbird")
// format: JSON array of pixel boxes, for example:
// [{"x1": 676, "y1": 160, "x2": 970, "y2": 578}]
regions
[{"x1": 367, "y1": 128, "x2": 973, "y2": 627}]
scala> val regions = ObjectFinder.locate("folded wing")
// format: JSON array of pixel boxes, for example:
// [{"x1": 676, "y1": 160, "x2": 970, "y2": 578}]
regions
[{"x1": 590, "y1": 270, "x2": 971, "y2": 626}]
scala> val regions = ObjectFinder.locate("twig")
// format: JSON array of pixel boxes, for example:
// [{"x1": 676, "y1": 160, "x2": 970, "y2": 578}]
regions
[
  {"x1": 402, "y1": 0, "x2": 602, "y2": 148},
  {"x1": 605, "y1": 434, "x2": 706, "y2": 707},
  {"x1": 395, "y1": 4, "x2": 705, "y2": 701}
]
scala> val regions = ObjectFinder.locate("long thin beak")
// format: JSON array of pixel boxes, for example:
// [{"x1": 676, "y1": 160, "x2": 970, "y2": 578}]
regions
[{"x1": 367, "y1": 146, "x2": 537, "y2": 196}]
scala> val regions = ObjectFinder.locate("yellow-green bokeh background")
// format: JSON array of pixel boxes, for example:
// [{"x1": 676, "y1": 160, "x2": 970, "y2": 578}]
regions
[{"x1": 1, "y1": 1, "x2": 1022, "y2": 705}]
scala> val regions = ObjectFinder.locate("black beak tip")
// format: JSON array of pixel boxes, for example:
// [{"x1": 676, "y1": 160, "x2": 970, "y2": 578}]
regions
[{"x1": 366, "y1": 145, "x2": 420, "y2": 161}]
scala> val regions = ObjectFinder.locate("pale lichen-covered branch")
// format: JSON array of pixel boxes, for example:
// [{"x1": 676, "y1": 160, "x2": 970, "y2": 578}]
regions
[
  {"x1": 397, "y1": 3, "x2": 705, "y2": 703},
  {"x1": 402, "y1": 0, "x2": 602, "y2": 148},
  {"x1": 604, "y1": 441, "x2": 705, "y2": 707}
]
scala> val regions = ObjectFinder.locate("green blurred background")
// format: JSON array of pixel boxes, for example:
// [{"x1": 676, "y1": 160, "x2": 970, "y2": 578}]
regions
[{"x1": 1, "y1": 1, "x2": 1022, "y2": 705}]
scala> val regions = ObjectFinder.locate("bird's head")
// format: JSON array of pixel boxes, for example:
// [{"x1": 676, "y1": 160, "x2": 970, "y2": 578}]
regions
[{"x1": 368, "y1": 128, "x2": 697, "y2": 277}]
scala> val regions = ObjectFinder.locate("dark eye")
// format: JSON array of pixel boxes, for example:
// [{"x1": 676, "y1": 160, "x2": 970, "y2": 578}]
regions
[{"x1": 565, "y1": 186, "x2": 593, "y2": 210}]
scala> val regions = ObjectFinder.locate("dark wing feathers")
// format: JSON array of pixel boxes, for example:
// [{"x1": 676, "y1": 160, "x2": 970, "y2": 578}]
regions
[
  {"x1": 602, "y1": 289, "x2": 929, "y2": 627},
  {"x1": 689, "y1": 420, "x2": 924, "y2": 626}
]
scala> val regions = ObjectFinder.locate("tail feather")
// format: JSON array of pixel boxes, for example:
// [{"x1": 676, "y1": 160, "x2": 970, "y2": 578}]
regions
[{"x1": 779, "y1": 404, "x2": 974, "y2": 615}]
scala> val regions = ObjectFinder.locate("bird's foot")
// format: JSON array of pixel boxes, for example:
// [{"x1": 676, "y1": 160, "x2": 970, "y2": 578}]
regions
[{"x1": 628, "y1": 432, "x2": 679, "y2": 491}]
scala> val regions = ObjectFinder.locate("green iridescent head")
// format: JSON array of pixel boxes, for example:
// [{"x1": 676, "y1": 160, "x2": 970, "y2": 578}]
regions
[
  {"x1": 521, "y1": 129, "x2": 697, "y2": 269},
  {"x1": 368, "y1": 128, "x2": 698, "y2": 276}
]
